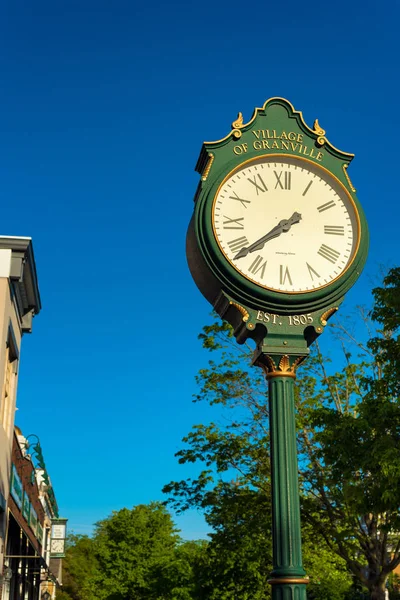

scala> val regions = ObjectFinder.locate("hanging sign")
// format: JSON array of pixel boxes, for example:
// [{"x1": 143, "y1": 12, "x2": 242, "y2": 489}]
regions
[
  {"x1": 10, "y1": 465, "x2": 23, "y2": 509},
  {"x1": 50, "y1": 518, "x2": 68, "y2": 558},
  {"x1": 22, "y1": 493, "x2": 30, "y2": 522},
  {"x1": 30, "y1": 505, "x2": 38, "y2": 535}
]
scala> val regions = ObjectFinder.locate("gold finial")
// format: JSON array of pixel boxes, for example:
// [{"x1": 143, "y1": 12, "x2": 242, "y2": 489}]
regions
[
  {"x1": 313, "y1": 119, "x2": 326, "y2": 136},
  {"x1": 232, "y1": 112, "x2": 244, "y2": 130},
  {"x1": 313, "y1": 119, "x2": 327, "y2": 146}
]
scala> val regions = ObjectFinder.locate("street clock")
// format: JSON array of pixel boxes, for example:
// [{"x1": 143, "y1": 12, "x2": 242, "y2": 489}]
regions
[
  {"x1": 186, "y1": 98, "x2": 369, "y2": 599},
  {"x1": 187, "y1": 97, "x2": 368, "y2": 320}
]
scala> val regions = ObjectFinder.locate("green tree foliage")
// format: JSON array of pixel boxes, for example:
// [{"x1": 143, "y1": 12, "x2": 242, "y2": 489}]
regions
[
  {"x1": 94, "y1": 503, "x2": 180, "y2": 599},
  {"x1": 301, "y1": 268, "x2": 400, "y2": 600},
  {"x1": 196, "y1": 482, "x2": 273, "y2": 599},
  {"x1": 57, "y1": 534, "x2": 101, "y2": 600},
  {"x1": 163, "y1": 268, "x2": 400, "y2": 600},
  {"x1": 57, "y1": 503, "x2": 206, "y2": 600}
]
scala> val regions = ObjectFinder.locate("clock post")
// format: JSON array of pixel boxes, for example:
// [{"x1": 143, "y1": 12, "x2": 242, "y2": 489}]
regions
[
  {"x1": 186, "y1": 98, "x2": 368, "y2": 599},
  {"x1": 254, "y1": 343, "x2": 310, "y2": 599}
]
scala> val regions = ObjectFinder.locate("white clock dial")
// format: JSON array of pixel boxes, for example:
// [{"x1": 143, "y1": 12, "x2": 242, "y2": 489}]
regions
[
  {"x1": 212, "y1": 155, "x2": 360, "y2": 293},
  {"x1": 51, "y1": 539, "x2": 64, "y2": 553}
]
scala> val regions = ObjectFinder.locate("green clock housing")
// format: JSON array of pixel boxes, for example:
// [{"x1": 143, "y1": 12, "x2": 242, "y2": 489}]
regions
[{"x1": 187, "y1": 97, "x2": 368, "y2": 315}]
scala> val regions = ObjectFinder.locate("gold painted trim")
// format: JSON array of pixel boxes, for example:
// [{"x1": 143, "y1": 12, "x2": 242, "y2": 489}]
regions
[
  {"x1": 343, "y1": 164, "x2": 356, "y2": 192},
  {"x1": 313, "y1": 118, "x2": 327, "y2": 146},
  {"x1": 229, "y1": 301, "x2": 249, "y2": 322},
  {"x1": 211, "y1": 153, "x2": 362, "y2": 295},
  {"x1": 320, "y1": 306, "x2": 338, "y2": 326},
  {"x1": 291, "y1": 355, "x2": 305, "y2": 371},
  {"x1": 279, "y1": 355, "x2": 291, "y2": 371},
  {"x1": 266, "y1": 371, "x2": 296, "y2": 379},
  {"x1": 264, "y1": 355, "x2": 277, "y2": 371},
  {"x1": 268, "y1": 577, "x2": 310, "y2": 585},
  {"x1": 204, "y1": 97, "x2": 354, "y2": 158},
  {"x1": 202, "y1": 153, "x2": 215, "y2": 181},
  {"x1": 313, "y1": 119, "x2": 325, "y2": 136},
  {"x1": 259, "y1": 354, "x2": 305, "y2": 378},
  {"x1": 232, "y1": 112, "x2": 244, "y2": 129}
]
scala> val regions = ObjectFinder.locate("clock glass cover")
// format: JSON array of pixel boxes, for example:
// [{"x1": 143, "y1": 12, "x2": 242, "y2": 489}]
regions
[{"x1": 212, "y1": 155, "x2": 359, "y2": 293}]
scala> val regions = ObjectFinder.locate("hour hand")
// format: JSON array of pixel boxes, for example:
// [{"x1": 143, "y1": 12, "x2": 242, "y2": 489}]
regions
[
  {"x1": 234, "y1": 224, "x2": 283, "y2": 259},
  {"x1": 234, "y1": 212, "x2": 302, "y2": 259}
]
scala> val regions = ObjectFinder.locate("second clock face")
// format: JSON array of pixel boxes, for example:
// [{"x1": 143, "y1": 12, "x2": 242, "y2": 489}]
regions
[
  {"x1": 212, "y1": 155, "x2": 360, "y2": 293},
  {"x1": 51, "y1": 539, "x2": 64, "y2": 553}
]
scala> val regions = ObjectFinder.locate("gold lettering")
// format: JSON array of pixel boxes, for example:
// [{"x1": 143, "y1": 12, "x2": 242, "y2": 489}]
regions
[
  {"x1": 251, "y1": 131, "x2": 323, "y2": 160},
  {"x1": 233, "y1": 143, "x2": 248, "y2": 155},
  {"x1": 255, "y1": 311, "x2": 270, "y2": 323}
]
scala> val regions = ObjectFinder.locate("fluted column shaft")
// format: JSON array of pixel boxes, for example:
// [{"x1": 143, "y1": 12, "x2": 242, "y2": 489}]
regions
[{"x1": 267, "y1": 374, "x2": 308, "y2": 600}]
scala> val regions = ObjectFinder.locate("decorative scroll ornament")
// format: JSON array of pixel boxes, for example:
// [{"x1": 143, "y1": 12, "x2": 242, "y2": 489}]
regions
[
  {"x1": 313, "y1": 118, "x2": 327, "y2": 146},
  {"x1": 229, "y1": 300, "x2": 249, "y2": 322},
  {"x1": 231, "y1": 112, "x2": 243, "y2": 139},
  {"x1": 320, "y1": 306, "x2": 338, "y2": 326}
]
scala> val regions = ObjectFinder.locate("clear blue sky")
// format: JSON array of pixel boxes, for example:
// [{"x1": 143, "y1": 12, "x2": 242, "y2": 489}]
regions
[{"x1": 0, "y1": 1, "x2": 398, "y2": 539}]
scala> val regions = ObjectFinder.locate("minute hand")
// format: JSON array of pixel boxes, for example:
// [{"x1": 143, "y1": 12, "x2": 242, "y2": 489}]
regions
[{"x1": 234, "y1": 212, "x2": 302, "y2": 260}]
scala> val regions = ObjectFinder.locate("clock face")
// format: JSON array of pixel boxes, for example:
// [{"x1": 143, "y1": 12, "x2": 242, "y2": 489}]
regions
[
  {"x1": 50, "y1": 539, "x2": 65, "y2": 553},
  {"x1": 212, "y1": 155, "x2": 360, "y2": 293}
]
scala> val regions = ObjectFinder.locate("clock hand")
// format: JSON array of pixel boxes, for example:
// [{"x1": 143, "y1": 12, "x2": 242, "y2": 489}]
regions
[{"x1": 234, "y1": 212, "x2": 302, "y2": 259}]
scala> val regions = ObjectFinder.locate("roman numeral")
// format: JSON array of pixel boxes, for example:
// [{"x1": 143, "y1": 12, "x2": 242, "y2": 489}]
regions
[
  {"x1": 223, "y1": 216, "x2": 244, "y2": 229},
  {"x1": 249, "y1": 255, "x2": 267, "y2": 278},
  {"x1": 317, "y1": 200, "x2": 336, "y2": 212},
  {"x1": 318, "y1": 244, "x2": 340, "y2": 264},
  {"x1": 229, "y1": 191, "x2": 251, "y2": 208},
  {"x1": 247, "y1": 174, "x2": 268, "y2": 194},
  {"x1": 274, "y1": 170, "x2": 291, "y2": 190},
  {"x1": 227, "y1": 236, "x2": 249, "y2": 253},
  {"x1": 306, "y1": 262, "x2": 320, "y2": 281},
  {"x1": 324, "y1": 225, "x2": 345, "y2": 235},
  {"x1": 302, "y1": 180, "x2": 313, "y2": 196},
  {"x1": 280, "y1": 265, "x2": 293, "y2": 286}
]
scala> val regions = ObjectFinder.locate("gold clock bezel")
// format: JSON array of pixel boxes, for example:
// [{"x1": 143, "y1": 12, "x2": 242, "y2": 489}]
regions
[{"x1": 211, "y1": 153, "x2": 361, "y2": 295}]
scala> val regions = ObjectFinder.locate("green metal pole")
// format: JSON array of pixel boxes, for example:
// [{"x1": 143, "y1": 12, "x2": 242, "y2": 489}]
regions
[{"x1": 266, "y1": 369, "x2": 308, "y2": 600}]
